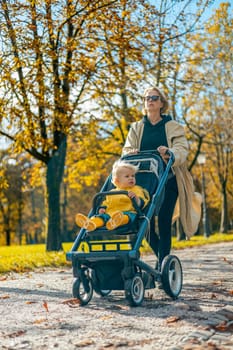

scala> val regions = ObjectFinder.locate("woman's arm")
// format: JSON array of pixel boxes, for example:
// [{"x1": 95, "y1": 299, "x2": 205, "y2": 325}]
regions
[
  {"x1": 122, "y1": 121, "x2": 143, "y2": 155},
  {"x1": 166, "y1": 121, "x2": 189, "y2": 166}
]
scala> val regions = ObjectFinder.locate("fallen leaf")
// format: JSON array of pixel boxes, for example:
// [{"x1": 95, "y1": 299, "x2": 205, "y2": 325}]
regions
[
  {"x1": 211, "y1": 293, "x2": 217, "y2": 299},
  {"x1": 6, "y1": 330, "x2": 26, "y2": 338},
  {"x1": 214, "y1": 321, "x2": 233, "y2": 332},
  {"x1": 62, "y1": 298, "x2": 81, "y2": 307},
  {"x1": 43, "y1": 301, "x2": 49, "y2": 312},
  {"x1": 109, "y1": 304, "x2": 129, "y2": 311},
  {"x1": 0, "y1": 294, "x2": 10, "y2": 299},
  {"x1": 33, "y1": 318, "x2": 47, "y2": 324},
  {"x1": 100, "y1": 315, "x2": 113, "y2": 320},
  {"x1": 73, "y1": 339, "x2": 95, "y2": 347},
  {"x1": 166, "y1": 316, "x2": 180, "y2": 323},
  {"x1": 223, "y1": 257, "x2": 233, "y2": 265},
  {"x1": 214, "y1": 321, "x2": 228, "y2": 331},
  {"x1": 25, "y1": 301, "x2": 37, "y2": 304},
  {"x1": 212, "y1": 280, "x2": 223, "y2": 285},
  {"x1": 0, "y1": 276, "x2": 8, "y2": 281}
]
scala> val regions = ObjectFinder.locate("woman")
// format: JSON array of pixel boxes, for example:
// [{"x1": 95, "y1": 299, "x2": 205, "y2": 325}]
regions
[{"x1": 122, "y1": 86, "x2": 202, "y2": 267}]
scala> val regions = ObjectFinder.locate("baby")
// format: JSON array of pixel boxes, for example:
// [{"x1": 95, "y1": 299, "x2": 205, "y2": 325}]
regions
[{"x1": 75, "y1": 160, "x2": 150, "y2": 231}]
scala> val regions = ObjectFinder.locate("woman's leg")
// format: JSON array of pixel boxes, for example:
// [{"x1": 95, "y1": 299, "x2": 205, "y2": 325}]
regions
[
  {"x1": 158, "y1": 176, "x2": 178, "y2": 264},
  {"x1": 147, "y1": 215, "x2": 159, "y2": 257}
]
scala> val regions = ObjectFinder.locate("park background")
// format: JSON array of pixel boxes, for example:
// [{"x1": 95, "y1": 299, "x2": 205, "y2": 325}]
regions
[{"x1": 0, "y1": 0, "x2": 232, "y2": 253}]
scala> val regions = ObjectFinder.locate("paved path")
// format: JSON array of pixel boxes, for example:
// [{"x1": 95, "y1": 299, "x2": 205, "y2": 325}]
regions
[{"x1": 0, "y1": 242, "x2": 232, "y2": 349}]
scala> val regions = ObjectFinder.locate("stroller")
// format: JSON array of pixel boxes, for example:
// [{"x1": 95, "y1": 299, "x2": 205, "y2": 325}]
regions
[{"x1": 66, "y1": 151, "x2": 183, "y2": 306}]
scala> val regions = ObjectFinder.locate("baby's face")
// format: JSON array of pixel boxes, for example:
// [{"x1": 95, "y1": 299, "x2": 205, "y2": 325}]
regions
[{"x1": 116, "y1": 168, "x2": 136, "y2": 189}]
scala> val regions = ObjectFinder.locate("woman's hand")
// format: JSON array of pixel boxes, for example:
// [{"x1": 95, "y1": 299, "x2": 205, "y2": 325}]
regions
[
  {"x1": 157, "y1": 146, "x2": 170, "y2": 162},
  {"x1": 126, "y1": 148, "x2": 138, "y2": 154}
]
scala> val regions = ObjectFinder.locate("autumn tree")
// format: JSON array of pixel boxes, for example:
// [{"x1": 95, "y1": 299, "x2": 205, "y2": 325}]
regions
[
  {"x1": 0, "y1": 151, "x2": 26, "y2": 245},
  {"x1": 180, "y1": 2, "x2": 233, "y2": 232},
  {"x1": 0, "y1": 0, "x2": 119, "y2": 250}
]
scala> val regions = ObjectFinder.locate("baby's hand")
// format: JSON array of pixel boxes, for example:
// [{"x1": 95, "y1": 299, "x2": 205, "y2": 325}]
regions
[{"x1": 128, "y1": 191, "x2": 140, "y2": 206}]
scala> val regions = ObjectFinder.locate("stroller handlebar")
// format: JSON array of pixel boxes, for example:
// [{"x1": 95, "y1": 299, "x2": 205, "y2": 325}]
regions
[{"x1": 122, "y1": 149, "x2": 175, "y2": 164}]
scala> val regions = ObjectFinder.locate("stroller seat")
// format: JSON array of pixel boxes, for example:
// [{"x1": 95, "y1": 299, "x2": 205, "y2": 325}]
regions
[{"x1": 82, "y1": 152, "x2": 164, "y2": 240}]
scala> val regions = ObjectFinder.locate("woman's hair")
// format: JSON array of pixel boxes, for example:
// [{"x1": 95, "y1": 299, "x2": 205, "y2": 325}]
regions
[
  {"x1": 142, "y1": 86, "x2": 169, "y2": 114},
  {"x1": 111, "y1": 160, "x2": 139, "y2": 185}
]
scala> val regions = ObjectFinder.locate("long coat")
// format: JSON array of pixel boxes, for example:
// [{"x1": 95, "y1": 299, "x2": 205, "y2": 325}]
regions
[{"x1": 122, "y1": 118, "x2": 202, "y2": 237}]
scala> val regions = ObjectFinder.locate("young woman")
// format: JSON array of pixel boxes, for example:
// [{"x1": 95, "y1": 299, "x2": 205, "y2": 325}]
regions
[{"x1": 122, "y1": 86, "x2": 202, "y2": 266}]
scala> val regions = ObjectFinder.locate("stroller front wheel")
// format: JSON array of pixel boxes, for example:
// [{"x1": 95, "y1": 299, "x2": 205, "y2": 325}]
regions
[
  {"x1": 72, "y1": 277, "x2": 93, "y2": 306},
  {"x1": 125, "y1": 274, "x2": 145, "y2": 307}
]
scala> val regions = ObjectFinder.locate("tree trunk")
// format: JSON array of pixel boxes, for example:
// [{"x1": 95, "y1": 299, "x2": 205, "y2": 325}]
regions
[
  {"x1": 46, "y1": 137, "x2": 67, "y2": 251},
  {"x1": 6, "y1": 228, "x2": 11, "y2": 246},
  {"x1": 4, "y1": 207, "x2": 11, "y2": 246},
  {"x1": 220, "y1": 185, "x2": 228, "y2": 233}
]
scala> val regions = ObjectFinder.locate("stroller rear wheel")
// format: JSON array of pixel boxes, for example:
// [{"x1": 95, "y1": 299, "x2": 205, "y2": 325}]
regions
[
  {"x1": 72, "y1": 277, "x2": 93, "y2": 306},
  {"x1": 125, "y1": 274, "x2": 145, "y2": 306},
  {"x1": 161, "y1": 255, "x2": 182, "y2": 299}
]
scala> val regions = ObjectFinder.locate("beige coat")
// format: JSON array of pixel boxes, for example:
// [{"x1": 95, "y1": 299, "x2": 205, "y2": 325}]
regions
[{"x1": 122, "y1": 119, "x2": 202, "y2": 237}]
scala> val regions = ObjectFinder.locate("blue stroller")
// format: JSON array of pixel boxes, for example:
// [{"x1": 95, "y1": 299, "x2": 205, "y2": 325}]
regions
[{"x1": 66, "y1": 151, "x2": 183, "y2": 306}]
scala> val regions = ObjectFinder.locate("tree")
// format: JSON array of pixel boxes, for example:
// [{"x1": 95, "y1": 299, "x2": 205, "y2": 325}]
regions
[
  {"x1": 180, "y1": 2, "x2": 233, "y2": 232},
  {"x1": 0, "y1": 152, "x2": 25, "y2": 245},
  {"x1": 0, "y1": 0, "x2": 119, "y2": 250}
]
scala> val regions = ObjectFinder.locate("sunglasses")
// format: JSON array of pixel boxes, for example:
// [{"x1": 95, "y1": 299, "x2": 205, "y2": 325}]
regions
[{"x1": 144, "y1": 95, "x2": 160, "y2": 102}]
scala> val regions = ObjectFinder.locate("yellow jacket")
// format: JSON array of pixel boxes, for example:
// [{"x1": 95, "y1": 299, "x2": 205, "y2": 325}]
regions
[{"x1": 102, "y1": 185, "x2": 150, "y2": 217}]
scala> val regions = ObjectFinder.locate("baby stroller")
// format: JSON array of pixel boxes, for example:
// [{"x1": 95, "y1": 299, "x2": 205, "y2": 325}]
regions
[{"x1": 66, "y1": 151, "x2": 183, "y2": 306}]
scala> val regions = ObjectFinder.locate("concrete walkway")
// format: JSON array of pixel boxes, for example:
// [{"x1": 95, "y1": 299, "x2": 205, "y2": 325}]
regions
[{"x1": 0, "y1": 242, "x2": 232, "y2": 349}]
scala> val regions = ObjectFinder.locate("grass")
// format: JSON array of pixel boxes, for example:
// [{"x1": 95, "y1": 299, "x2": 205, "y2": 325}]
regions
[{"x1": 0, "y1": 232, "x2": 232, "y2": 274}]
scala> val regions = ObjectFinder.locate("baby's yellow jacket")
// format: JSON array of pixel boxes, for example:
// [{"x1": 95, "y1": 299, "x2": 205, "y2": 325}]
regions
[{"x1": 102, "y1": 185, "x2": 150, "y2": 217}]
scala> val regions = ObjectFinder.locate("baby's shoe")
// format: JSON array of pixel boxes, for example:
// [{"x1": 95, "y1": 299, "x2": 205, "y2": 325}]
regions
[
  {"x1": 75, "y1": 214, "x2": 96, "y2": 231},
  {"x1": 106, "y1": 211, "x2": 124, "y2": 230}
]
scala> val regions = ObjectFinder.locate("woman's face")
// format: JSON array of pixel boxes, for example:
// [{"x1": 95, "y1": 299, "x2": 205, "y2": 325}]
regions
[{"x1": 144, "y1": 89, "x2": 164, "y2": 114}]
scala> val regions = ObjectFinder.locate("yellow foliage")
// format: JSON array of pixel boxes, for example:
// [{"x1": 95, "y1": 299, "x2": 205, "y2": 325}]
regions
[
  {"x1": 208, "y1": 24, "x2": 221, "y2": 34},
  {"x1": 0, "y1": 169, "x2": 8, "y2": 190}
]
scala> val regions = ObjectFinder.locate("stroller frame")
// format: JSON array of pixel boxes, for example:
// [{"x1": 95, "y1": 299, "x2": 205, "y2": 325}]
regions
[{"x1": 66, "y1": 151, "x2": 183, "y2": 306}]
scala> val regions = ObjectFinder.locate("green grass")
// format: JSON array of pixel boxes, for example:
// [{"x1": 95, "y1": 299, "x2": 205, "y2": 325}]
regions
[{"x1": 0, "y1": 232, "x2": 232, "y2": 274}]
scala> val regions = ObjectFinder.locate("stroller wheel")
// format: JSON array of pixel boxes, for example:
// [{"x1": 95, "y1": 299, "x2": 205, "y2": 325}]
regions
[
  {"x1": 125, "y1": 274, "x2": 145, "y2": 307},
  {"x1": 161, "y1": 255, "x2": 183, "y2": 299},
  {"x1": 72, "y1": 277, "x2": 93, "y2": 306}
]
